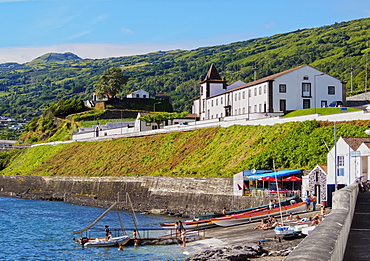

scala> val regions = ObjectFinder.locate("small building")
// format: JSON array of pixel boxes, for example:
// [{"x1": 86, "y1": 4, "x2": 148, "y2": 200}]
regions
[
  {"x1": 127, "y1": 89, "x2": 150, "y2": 99},
  {"x1": 306, "y1": 164, "x2": 328, "y2": 205}
]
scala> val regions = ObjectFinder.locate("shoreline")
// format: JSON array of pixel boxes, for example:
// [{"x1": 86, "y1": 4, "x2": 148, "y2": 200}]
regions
[{"x1": 184, "y1": 210, "x2": 321, "y2": 260}]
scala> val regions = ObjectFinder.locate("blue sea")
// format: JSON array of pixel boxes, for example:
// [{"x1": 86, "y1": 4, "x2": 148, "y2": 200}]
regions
[{"x1": 0, "y1": 197, "x2": 188, "y2": 261}]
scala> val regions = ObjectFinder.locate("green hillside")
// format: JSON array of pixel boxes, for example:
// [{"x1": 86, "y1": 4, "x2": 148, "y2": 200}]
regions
[
  {"x1": 2, "y1": 120, "x2": 369, "y2": 177},
  {"x1": 1, "y1": 17, "x2": 370, "y2": 118}
]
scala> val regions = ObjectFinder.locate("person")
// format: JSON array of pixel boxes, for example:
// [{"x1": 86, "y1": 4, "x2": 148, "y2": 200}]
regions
[
  {"x1": 311, "y1": 194, "x2": 317, "y2": 211},
  {"x1": 174, "y1": 222, "x2": 179, "y2": 237},
  {"x1": 132, "y1": 230, "x2": 137, "y2": 239},
  {"x1": 104, "y1": 225, "x2": 110, "y2": 240},
  {"x1": 134, "y1": 239, "x2": 139, "y2": 247},
  {"x1": 181, "y1": 228, "x2": 187, "y2": 247},
  {"x1": 118, "y1": 244, "x2": 124, "y2": 251},
  {"x1": 270, "y1": 217, "x2": 279, "y2": 228},
  {"x1": 222, "y1": 208, "x2": 227, "y2": 215},
  {"x1": 320, "y1": 206, "x2": 327, "y2": 217},
  {"x1": 273, "y1": 199, "x2": 278, "y2": 209},
  {"x1": 305, "y1": 195, "x2": 311, "y2": 211},
  {"x1": 285, "y1": 212, "x2": 293, "y2": 221},
  {"x1": 178, "y1": 221, "x2": 184, "y2": 235},
  {"x1": 269, "y1": 200, "x2": 273, "y2": 209},
  {"x1": 310, "y1": 215, "x2": 321, "y2": 226},
  {"x1": 295, "y1": 215, "x2": 301, "y2": 220}
]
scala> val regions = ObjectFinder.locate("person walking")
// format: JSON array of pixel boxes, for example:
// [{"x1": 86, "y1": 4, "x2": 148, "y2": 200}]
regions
[{"x1": 305, "y1": 195, "x2": 311, "y2": 211}]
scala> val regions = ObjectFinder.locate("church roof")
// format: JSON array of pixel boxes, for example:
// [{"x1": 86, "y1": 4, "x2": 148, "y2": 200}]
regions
[{"x1": 200, "y1": 64, "x2": 226, "y2": 83}]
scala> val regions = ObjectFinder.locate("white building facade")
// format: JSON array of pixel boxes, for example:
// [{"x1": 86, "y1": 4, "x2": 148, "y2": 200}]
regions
[
  {"x1": 193, "y1": 64, "x2": 346, "y2": 121},
  {"x1": 127, "y1": 89, "x2": 150, "y2": 98}
]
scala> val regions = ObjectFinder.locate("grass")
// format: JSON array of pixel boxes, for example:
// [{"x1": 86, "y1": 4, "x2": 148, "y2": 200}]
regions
[
  {"x1": 3, "y1": 120, "x2": 370, "y2": 177},
  {"x1": 283, "y1": 107, "x2": 361, "y2": 118}
]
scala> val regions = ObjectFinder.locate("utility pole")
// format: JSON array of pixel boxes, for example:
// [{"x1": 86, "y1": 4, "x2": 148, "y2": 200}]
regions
[{"x1": 253, "y1": 65, "x2": 258, "y2": 81}]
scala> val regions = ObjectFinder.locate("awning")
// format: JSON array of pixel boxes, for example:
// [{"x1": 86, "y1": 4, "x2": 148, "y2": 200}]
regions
[{"x1": 244, "y1": 169, "x2": 303, "y2": 180}]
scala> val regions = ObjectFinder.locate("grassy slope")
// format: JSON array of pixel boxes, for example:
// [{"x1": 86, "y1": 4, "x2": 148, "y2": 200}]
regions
[
  {"x1": 2, "y1": 120, "x2": 370, "y2": 177},
  {"x1": 283, "y1": 107, "x2": 360, "y2": 117}
]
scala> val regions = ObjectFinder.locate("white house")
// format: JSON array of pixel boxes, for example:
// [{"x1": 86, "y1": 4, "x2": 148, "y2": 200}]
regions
[
  {"x1": 127, "y1": 89, "x2": 150, "y2": 98},
  {"x1": 308, "y1": 136, "x2": 370, "y2": 206},
  {"x1": 192, "y1": 64, "x2": 346, "y2": 121}
]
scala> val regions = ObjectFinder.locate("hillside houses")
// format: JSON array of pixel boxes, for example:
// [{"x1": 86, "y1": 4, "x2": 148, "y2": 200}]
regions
[{"x1": 192, "y1": 64, "x2": 346, "y2": 121}]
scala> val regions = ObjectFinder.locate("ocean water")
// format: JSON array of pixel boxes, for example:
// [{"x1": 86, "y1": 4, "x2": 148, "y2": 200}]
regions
[{"x1": 0, "y1": 197, "x2": 188, "y2": 261}]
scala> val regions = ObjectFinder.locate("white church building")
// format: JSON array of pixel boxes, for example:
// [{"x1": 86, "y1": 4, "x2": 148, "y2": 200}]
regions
[{"x1": 192, "y1": 64, "x2": 346, "y2": 121}]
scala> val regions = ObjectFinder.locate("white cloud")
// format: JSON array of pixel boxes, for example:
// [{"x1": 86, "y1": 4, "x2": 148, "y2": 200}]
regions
[
  {"x1": 121, "y1": 28, "x2": 134, "y2": 34},
  {"x1": 264, "y1": 21, "x2": 276, "y2": 29}
]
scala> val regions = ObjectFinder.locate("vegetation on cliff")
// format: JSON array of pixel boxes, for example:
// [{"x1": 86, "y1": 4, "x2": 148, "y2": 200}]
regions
[{"x1": 2, "y1": 120, "x2": 370, "y2": 177}]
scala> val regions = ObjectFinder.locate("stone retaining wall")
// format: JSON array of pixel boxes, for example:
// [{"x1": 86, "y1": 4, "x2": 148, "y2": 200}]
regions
[
  {"x1": 0, "y1": 175, "x2": 271, "y2": 216},
  {"x1": 285, "y1": 183, "x2": 358, "y2": 261}
]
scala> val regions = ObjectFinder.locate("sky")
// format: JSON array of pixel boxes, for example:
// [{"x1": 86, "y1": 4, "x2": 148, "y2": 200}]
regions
[{"x1": 0, "y1": 0, "x2": 369, "y2": 64}]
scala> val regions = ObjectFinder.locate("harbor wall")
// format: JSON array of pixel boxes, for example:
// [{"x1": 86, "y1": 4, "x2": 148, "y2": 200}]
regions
[
  {"x1": 0, "y1": 175, "x2": 272, "y2": 216},
  {"x1": 285, "y1": 183, "x2": 358, "y2": 261}
]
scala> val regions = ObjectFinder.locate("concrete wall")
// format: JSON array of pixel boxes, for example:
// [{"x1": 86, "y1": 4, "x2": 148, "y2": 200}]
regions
[
  {"x1": 0, "y1": 175, "x2": 272, "y2": 217},
  {"x1": 285, "y1": 183, "x2": 359, "y2": 261}
]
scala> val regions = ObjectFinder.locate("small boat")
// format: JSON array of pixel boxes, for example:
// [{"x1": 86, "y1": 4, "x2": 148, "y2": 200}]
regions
[
  {"x1": 80, "y1": 235, "x2": 130, "y2": 247},
  {"x1": 212, "y1": 202, "x2": 306, "y2": 227},
  {"x1": 73, "y1": 202, "x2": 130, "y2": 248}
]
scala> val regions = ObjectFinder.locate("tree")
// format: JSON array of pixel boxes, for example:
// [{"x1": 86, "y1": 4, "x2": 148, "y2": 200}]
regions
[
  {"x1": 95, "y1": 67, "x2": 128, "y2": 99},
  {"x1": 139, "y1": 112, "x2": 189, "y2": 129}
]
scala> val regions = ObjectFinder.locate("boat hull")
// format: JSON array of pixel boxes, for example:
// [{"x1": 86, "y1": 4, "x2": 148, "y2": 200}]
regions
[
  {"x1": 81, "y1": 235, "x2": 130, "y2": 247},
  {"x1": 212, "y1": 202, "x2": 306, "y2": 227}
]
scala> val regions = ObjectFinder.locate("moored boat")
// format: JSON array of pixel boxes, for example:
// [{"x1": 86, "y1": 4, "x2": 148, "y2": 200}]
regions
[
  {"x1": 80, "y1": 235, "x2": 130, "y2": 247},
  {"x1": 160, "y1": 196, "x2": 303, "y2": 229},
  {"x1": 212, "y1": 202, "x2": 306, "y2": 227}
]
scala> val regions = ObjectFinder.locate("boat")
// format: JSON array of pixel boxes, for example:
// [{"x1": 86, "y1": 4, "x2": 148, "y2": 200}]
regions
[
  {"x1": 160, "y1": 195, "x2": 302, "y2": 229},
  {"x1": 79, "y1": 235, "x2": 130, "y2": 247},
  {"x1": 73, "y1": 202, "x2": 130, "y2": 248},
  {"x1": 212, "y1": 201, "x2": 306, "y2": 227},
  {"x1": 274, "y1": 224, "x2": 309, "y2": 236}
]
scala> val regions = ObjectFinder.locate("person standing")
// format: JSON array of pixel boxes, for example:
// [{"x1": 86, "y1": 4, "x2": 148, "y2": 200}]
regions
[
  {"x1": 104, "y1": 225, "x2": 110, "y2": 240},
  {"x1": 311, "y1": 194, "x2": 317, "y2": 211},
  {"x1": 305, "y1": 195, "x2": 311, "y2": 211}
]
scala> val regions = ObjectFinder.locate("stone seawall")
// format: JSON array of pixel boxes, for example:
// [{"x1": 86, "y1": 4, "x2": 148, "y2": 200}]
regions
[{"x1": 0, "y1": 175, "x2": 270, "y2": 216}]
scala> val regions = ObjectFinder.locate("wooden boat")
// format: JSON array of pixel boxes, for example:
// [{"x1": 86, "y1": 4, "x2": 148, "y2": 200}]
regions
[
  {"x1": 196, "y1": 195, "x2": 301, "y2": 220},
  {"x1": 212, "y1": 202, "x2": 306, "y2": 227}
]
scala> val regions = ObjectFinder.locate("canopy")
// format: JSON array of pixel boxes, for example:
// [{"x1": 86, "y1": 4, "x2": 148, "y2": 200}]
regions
[
  {"x1": 244, "y1": 169, "x2": 302, "y2": 180},
  {"x1": 282, "y1": 176, "x2": 302, "y2": 181}
]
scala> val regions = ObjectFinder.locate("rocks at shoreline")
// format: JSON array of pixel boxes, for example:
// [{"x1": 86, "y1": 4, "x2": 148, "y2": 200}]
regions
[
  {"x1": 186, "y1": 243, "x2": 296, "y2": 261},
  {"x1": 186, "y1": 244, "x2": 267, "y2": 261}
]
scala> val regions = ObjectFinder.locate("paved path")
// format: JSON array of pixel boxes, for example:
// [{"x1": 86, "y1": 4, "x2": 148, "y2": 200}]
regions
[{"x1": 343, "y1": 191, "x2": 370, "y2": 261}]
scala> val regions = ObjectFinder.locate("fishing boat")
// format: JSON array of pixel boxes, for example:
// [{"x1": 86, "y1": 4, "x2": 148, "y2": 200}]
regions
[
  {"x1": 212, "y1": 201, "x2": 306, "y2": 227},
  {"x1": 73, "y1": 202, "x2": 130, "y2": 248},
  {"x1": 159, "y1": 195, "x2": 302, "y2": 229}
]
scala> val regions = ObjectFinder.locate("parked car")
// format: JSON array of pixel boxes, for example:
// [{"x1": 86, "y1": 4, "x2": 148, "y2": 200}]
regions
[{"x1": 328, "y1": 101, "x2": 343, "y2": 107}]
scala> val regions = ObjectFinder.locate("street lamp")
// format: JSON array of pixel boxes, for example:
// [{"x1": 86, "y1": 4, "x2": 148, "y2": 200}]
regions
[
  {"x1": 153, "y1": 102, "x2": 161, "y2": 112},
  {"x1": 314, "y1": 73, "x2": 325, "y2": 114}
]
